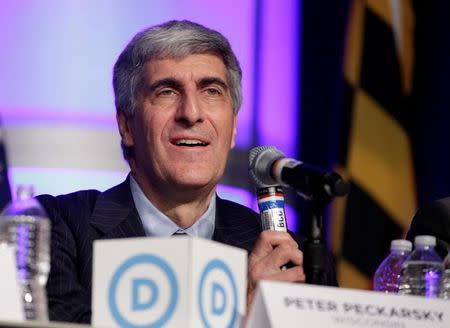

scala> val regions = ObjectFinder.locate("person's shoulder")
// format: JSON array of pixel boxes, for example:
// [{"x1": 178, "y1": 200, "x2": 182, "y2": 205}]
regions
[
  {"x1": 426, "y1": 197, "x2": 450, "y2": 211},
  {"x1": 37, "y1": 189, "x2": 101, "y2": 211},
  {"x1": 413, "y1": 196, "x2": 450, "y2": 222},
  {"x1": 407, "y1": 196, "x2": 450, "y2": 257},
  {"x1": 36, "y1": 189, "x2": 103, "y2": 227}
]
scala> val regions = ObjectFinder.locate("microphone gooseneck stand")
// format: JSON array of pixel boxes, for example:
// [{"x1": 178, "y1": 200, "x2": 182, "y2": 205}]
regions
[
  {"x1": 303, "y1": 194, "x2": 331, "y2": 285},
  {"x1": 299, "y1": 172, "x2": 349, "y2": 285}
]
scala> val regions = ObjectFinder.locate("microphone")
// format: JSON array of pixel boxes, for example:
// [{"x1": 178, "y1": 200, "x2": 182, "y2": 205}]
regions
[
  {"x1": 254, "y1": 184, "x2": 289, "y2": 271},
  {"x1": 249, "y1": 146, "x2": 350, "y2": 200},
  {"x1": 248, "y1": 155, "x2": 289, "y2": 269},
  {"x1": 255, "y1": 185, "x2": 288, "y2": 233}
]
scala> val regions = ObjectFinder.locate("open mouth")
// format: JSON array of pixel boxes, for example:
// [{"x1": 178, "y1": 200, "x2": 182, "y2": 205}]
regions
[{"x1": 172, "y1": 139, "x2": 209, "y2": 147}]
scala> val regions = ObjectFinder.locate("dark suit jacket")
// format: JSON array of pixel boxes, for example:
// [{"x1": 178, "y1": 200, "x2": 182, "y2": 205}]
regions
[
  {"x1": 406, "y1": 197, "x2": 450, "y2": 258},
  {"x1": 37, "y1": 178, "x2": 337, "y2": 323}
]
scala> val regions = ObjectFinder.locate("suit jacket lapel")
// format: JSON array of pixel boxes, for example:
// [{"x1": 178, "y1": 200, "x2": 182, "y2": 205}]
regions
[
  {"x1": 90, "y1": 176, "x2": 146, "y2": 239},
  {"x1": 214, "y1": 196, "x2": 261, "y2": 253},
  {"x1": 89, "y1": 183, "x2": 260, "y2": 250}
]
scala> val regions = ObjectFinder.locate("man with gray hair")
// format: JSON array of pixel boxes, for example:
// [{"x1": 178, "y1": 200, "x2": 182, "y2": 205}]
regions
[{"x1": 38, "y1": 20, "x2": 336, "y2": 323}]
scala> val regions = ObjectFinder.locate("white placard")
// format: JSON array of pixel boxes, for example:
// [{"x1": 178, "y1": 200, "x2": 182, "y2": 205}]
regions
[
  {"x1": 246, "y1": 281, "x2": 450, "y2": 328},
  {"x1": 92, "y1": 237, "x2": 247, "y2": 328},
  {"x1": 0, "y1": 245, "x2": 24, "y2": 321}
]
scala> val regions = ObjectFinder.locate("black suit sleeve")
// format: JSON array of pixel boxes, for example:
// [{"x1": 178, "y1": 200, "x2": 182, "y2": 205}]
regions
[
  {"x1": 406, "y1": 197, "x2": 450, "y2": 258},
  {"x1": 38, "y1": 194, "x2": 92, "y2": 323}
]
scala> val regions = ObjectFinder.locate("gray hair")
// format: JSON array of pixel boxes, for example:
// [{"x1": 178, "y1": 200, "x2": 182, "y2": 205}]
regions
[{"x1": 113, "y1": 20, "x2": 242, "y2": 117}]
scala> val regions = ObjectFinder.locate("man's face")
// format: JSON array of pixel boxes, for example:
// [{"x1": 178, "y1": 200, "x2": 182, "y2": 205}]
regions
[{"x1": 121, "y1": 54, "x2": 237, "y2": 194}]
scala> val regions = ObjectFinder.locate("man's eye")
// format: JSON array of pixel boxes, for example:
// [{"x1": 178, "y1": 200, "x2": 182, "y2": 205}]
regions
[
  {"x1": 158, "y1": 89, "x2": 176, "y2": 96},
  {"x1": 206, "y1": 88, "x2": 221, "y2": 96}
]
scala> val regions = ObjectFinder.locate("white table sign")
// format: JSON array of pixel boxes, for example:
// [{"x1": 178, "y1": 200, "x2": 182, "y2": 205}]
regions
[
  {"x1": 246, "y1": 281, "x2": 450, "y2": 328},
  {"x1": 0, "y1": 245, "x2": 24, "y2": 321},
  {"x1": 92, "y1": 236, "x2": 247, "y2": 328}
]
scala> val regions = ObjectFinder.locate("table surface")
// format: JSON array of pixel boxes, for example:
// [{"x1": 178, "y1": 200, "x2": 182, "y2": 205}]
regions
[{"x1": 0, "y1": 320, "x2": 89, "y2": 328}]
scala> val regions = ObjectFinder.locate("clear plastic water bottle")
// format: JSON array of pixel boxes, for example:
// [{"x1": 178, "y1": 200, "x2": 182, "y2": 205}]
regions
[
  {"x1": 398, "y1": 235, "x2": 443, "y2": 298},
  {"x1": 0, "y1": 185, "x2": 50, "y2": 321},
  {"x1": 439, "y1": 251, "x2": 450, "y2": 299},
  {"x1": 373, "y1": 239, "x2": 412, "y2": 293}
]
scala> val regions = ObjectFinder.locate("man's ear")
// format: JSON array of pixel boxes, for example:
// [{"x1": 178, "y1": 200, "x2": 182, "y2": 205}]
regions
[{"x1": 117, "y1": 111, "x2": 134, "y2": 147}]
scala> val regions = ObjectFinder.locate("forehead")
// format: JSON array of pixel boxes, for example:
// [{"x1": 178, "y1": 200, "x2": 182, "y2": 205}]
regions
[{"x1": 142, "y1": 54, "x2": 228, "y2": 83}]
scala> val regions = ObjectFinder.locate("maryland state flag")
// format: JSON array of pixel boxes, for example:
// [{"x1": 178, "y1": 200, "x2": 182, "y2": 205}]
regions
[
  {"x1": 0, "y1": 118, "x2": 11, "y2": 210},
  {"x1": 331, "y1": 0, "x2": 416, "y2": 288}
]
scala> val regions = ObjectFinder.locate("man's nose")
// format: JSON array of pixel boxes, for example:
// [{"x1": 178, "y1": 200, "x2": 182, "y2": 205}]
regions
[{"x1": 175, "y1": 93, "x2": 204, "y2": 125}]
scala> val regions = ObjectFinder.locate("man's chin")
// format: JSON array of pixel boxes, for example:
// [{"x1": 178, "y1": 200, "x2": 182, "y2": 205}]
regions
[
  {"x1": 171, "y1": 181, "x2": 213, "y2": 192},
  {"x1": 168, "y1": 176, "x2": 218, "y2": 193}
]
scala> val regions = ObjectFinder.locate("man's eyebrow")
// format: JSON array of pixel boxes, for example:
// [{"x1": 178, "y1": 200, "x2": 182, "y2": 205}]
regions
[
  {"x1": 147, "y1": 78, "x2": 182, "y2": 93},
  {"x1": 197, "y1": 77, "x2": 229, "y2": 91}
]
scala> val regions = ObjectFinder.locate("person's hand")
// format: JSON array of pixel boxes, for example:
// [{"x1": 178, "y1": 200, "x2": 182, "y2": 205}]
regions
[{"x1": 246, "y1": 230, "x2": 305, "y2": 312}]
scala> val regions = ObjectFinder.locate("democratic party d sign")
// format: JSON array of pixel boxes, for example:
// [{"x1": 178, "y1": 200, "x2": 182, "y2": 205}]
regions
[{"x1": 92, "y1": 237, "x2": 247, "y2": 327}]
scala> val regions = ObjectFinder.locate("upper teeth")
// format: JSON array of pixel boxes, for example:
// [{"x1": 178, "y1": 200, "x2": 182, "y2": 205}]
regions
[{"x1": 176, "y1": 139, "x2": 206, "y2": 145}]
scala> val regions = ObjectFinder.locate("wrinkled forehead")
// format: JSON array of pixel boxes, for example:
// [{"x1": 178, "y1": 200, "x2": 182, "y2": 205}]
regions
[{"x1": 141, "y1": 54, "x2": 229, "y2": 84}]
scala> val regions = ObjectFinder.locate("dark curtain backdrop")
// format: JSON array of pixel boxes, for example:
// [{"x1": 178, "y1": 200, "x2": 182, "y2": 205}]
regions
[
  {"x1": 411, "y1": 1, "x2": 450, "y2": 206},
  {"x1": 299, "y1": 0, "x2": 450, "y2": 284},
  {"x1": 298, "y1": 0, "x2": 350, "y2": 242},
  {"x1": 299, "y1": 1, "x2": 349, "y2": 171}
]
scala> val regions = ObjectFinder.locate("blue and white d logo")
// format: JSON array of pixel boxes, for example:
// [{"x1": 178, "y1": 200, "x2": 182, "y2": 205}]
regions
[
  {"x1": 198, "y1": 259, "x2": 238, "y2": 328},
  {"x1": 108, "y1": 254, "x2": 178, "y2": 328}
]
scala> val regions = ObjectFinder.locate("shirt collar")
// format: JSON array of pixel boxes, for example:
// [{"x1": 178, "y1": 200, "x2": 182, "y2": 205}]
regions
[{"x1": 129, "y1": 175, "x2": 215, "y2": 239}]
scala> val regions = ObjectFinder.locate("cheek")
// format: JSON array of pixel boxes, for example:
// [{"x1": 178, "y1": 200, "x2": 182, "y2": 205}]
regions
[
  {"x1": 222, "y1": 117, "x2": 237, "y2": 149},
  {"x1": 128, "y1": 121, "x2": 152, "y2": 153},
  {"x1": 137, "y1": 111, "x2": 166, "y2": 142}
]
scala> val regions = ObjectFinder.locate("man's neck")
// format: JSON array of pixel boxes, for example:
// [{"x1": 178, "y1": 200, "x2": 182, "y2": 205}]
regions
[
  {"x1": 130, "y1": 171, "x2": 215, "y2": 229},
  {"x1": 160, "y1": 199, "x2": 213, "y2": 228}
]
